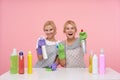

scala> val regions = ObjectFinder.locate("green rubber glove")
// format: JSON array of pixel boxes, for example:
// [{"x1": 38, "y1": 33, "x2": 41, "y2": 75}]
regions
[
  {"x1": 79, "y1": 29, "x2": 87, "y2": 40},
  {"x1": 58, "y1": 44, "x2": 66, "y2": 60}
]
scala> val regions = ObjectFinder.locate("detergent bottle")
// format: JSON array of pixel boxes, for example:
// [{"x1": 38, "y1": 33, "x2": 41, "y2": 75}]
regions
[
  {"x1": 19, "y1": 51, "x2": 24, "y2": 74},
  {"x1": 10, "y1": 48, "x2": 18, "y2": 74},
  {"x1": 92, "y1": 54, "x2": 98, "y2": 74},
  {"x1": 99, "y1": 48, "x2": 105, "y2": 74},
  {"x1": 28, "y1": 51, "x2": 32, "y2": 74},
  {"x1": 89, "y1": 50, "x2": 93, "y2": 73}
]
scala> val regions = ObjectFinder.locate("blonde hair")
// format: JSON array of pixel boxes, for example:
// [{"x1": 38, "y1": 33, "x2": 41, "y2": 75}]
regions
[
  {"x1": 43, "y1": 20, "x2": 56, "y2": 32},
  {"x1": 63, "y1": 20, "x2": 77, "y2": 33}
]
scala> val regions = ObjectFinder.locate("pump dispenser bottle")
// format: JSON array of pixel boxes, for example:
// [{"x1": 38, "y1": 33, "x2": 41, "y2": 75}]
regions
[{"x1": 99, "y1": 48, "x2": 105, "y2": 74}]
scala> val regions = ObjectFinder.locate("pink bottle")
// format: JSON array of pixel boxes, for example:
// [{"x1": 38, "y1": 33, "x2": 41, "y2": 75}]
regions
[{"x1": 99, "y1": 48, "x2": 105, "y2": 74}]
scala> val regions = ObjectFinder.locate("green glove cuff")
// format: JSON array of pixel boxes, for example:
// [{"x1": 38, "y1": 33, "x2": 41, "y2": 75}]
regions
[{"x1": 58, "y1": 52, "x2": 66, "y2": 60}]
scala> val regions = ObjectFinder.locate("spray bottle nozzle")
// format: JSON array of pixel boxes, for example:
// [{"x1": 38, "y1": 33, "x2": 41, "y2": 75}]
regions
[{"x1": 81, "y1": 29, "x2": 83, "y2": 32}]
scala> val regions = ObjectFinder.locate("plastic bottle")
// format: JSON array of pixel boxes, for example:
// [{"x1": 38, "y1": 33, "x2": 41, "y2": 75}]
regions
[
  {"x1": 39, "y1": 37, "x2": 48, "y2": 59},
  {"x1": 92, "y1": 54, "x2": 98, "y2": 74},
  {"x1": 10, "y1": 48, "x2": 18, "y2": 74},
  {"x1": 28, "y1": 51, "x2": 32, "y2": 74},
  {"x1": 19, "y1": 51, "x2": 24, "y2": 74},
  {"x1": 89, "y1": 50, "x2": 93, "y2": 73},
  {"x1": 99, "y1": 48, "x2": 105, "y2": 74},
  {"x1": 79, "y1": 29, "x2": 87, "y2": 54}
]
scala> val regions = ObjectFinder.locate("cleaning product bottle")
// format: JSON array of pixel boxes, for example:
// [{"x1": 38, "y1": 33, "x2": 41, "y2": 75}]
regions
[
  {"x1": 19, "y1": 51, "x2": 24, "y2": 74},
  {"x1": 92, "y1": 54, "x2": 98, "y2": 74},
  {"x1": 89, "y1": 50, "x2": 93, "y2": 73},
  {"x1": 38, "y1": 37, "x2": 48, "y2": 59},
  {"x1": 79, "y1": 29, "x2": 87, "y2": 54},
  {"x1": 99, "y1": 48, "x2": 105, "y2": 74},
  {"x1": 28, "y1": 51, "x2": 32, "y2": 74},
  {"x1": 10, "y1": 48, "x2": 18, "y2": 74}
]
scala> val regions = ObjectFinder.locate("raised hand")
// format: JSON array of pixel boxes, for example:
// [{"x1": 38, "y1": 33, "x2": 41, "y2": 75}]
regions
[{"x1": 79, "y1": 29, "x2": 87, "y2": 40}]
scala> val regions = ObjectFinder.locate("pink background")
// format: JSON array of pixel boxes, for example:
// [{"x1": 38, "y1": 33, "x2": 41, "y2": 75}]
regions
[{"x1": 0, "y1": 0, "x2": 120, "y2": 75}]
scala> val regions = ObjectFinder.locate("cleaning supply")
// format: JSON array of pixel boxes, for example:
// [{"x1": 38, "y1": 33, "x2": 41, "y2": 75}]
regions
[
  {"x1": 58, "y1": 43, "x2": 66, "y2": 60},
  {"x1": 38, "y1": 37, "x2": 48, "y2": 59},
  {"x1": 79, "y1": 29, "x2": 87, "y2": 54},
  {"x1": 28, "y1": 51, "x2": 32, "y2": 74},
  {"x1": 10, "y1": 48, "x2": 18, "y2": 74},
  {"x1": 92, "y1": 54, "x2": 98, "y2": 74},
  {"x1": 99, "y1": 48, "x2": 105, "y2": 74},
  {"x1": 89, "y1": 50, "x2": 93, "y2": 73},
  {"x1": 19, "y1": 51, "x2": 24, "y2": 74}
]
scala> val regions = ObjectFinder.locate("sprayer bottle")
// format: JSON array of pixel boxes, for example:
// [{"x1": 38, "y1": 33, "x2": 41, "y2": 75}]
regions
[
  {"x1": 10, "y1": 48, "x2": 18, "y2": 74},
  {"x1": 79, "y1": 29, "x2": 87, "y2": 54},
  {"x1": 89, "y1": 50, "x2": 93, "y2": 73},
  {"x1": 19, "y1": 51, "x2": 24, "y2": 74},
  {"x1": 39, "y1": 37, "x2": 48, "y2": 59},
  {"x1": 28, "y1": 51, "x2": 32, "y2": 74},
  {"x1": 92, "y1": 54, "x2": 98, "y2": 74},
  {"x1": 99, "y1": 48, "x2": 105, "y2": 74}
]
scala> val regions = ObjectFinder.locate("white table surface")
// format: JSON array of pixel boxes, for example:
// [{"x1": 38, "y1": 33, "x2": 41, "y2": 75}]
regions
[{"x1": 0, "y1": 68, "x2": 120, "y2": 80}]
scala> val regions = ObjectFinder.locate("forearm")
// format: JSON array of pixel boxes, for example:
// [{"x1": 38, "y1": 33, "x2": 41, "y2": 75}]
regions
[
  {"x1": 37, "y1": 54, "x2": 43, "y2": 61},
  {"x1": 59, "y1": 59, "x2": 66, "y2": 67},
  {"x1": 36, "y1": 48, "x2": 43, "y2": 61}
]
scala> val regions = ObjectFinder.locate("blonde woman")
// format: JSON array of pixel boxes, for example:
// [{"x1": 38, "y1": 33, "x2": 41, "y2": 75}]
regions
[
  {"x1": 59, "y1": 20, "x2": 86, "y2": 68},
  {"x1": 34, "y1": 20, "x2": 60, "y2": 70}
]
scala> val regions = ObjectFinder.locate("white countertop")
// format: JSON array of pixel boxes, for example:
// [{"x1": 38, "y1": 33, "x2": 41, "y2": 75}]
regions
[{"x1": 0, "y1": 68, "x2": 120, "y2": 80}]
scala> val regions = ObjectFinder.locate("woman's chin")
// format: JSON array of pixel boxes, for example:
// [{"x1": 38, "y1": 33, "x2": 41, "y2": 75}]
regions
[{"x1": 67, "y1": 36, "x2": 74, "y2": 39}]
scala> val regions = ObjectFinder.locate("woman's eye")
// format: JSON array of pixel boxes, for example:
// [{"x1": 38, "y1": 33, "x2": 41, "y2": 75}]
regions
[
  {"x1": 45, "y1": 29, "x2": 48, "y2": 31},
  {"x1": 71, "y1": 27, "x2": 74, "y2": 30},
  {"x1": 50, "y1": 29, "x2": 53, "y2": 31},
  {"x1": 66, "y1": 28, "x2": 69, "y2": 30}
]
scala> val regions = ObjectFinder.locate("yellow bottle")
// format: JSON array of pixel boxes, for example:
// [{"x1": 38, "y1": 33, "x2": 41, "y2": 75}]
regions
[
  {"x1": 89, "y1": 51, "x2": 93, "y2": 73},
  {"x1": 28, "y1": 51, "x2": 32, "y2": 74}
]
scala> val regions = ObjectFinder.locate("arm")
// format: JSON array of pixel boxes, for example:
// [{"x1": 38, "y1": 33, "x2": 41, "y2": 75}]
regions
[
  {"x1": 36, "y1": 47, "x2": 43, "y2": 61},
  {"x1": 58, "y1": 43, "x2": 66, "y2": 67},
  {"x1": 37, "y1": 53, "x2": 43, "y2": 61},
  {"x1": 59, "y1": 58, "x2": 66, "y2": 67}
]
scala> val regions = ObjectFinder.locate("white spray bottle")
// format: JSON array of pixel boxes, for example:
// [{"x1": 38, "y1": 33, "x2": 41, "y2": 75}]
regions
[
  {"x1": 79, "y1": 29, "x2": 87, "y2": 54},
  {"x1": 92, "y1": 54, "x2": 98, "y2": 74}
]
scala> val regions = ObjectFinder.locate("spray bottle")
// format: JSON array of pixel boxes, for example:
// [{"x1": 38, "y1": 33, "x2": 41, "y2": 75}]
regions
[
  {"x1": 89, "y1": 50, "x2": 93, "y2": 73},
  {"x1": 79, "y1": 29, "x2": 87, "y2": 54},
  {"x1": 10, "y1": 48, "x2": 18, "y2": 74},
  {"x1": 19, "y1": 51, "x2": 24, "y2": 74},
  {"x1": 28, "y1": 51, "x2": 32, "y2": 74},
  {"x1": 38, "y1": 37, "x2": 48, "y2": 59},
  {"x1": 92, "y1": 54, "x2": 98, "y2": 74},
  {"x1": 99, "y1": 48, "x2": 105, "y2": 74}
]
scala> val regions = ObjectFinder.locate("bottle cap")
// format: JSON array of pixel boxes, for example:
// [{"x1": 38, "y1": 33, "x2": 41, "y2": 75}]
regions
[
  {"x1": 81, "y1": 29, "x2": 83, "y2": 32},
  {"x1": 19, "y1": 51, "x2": 23, "y2": 55},
  {"x1": 12, "y1": 48, "x2": 17, "y2": 55},
  {"x1": 100, "y1": 48, "x2": 104, "y2": 54},
  {"x1": 28, "y1": 51, "x2": 32, "y2": 54}
]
